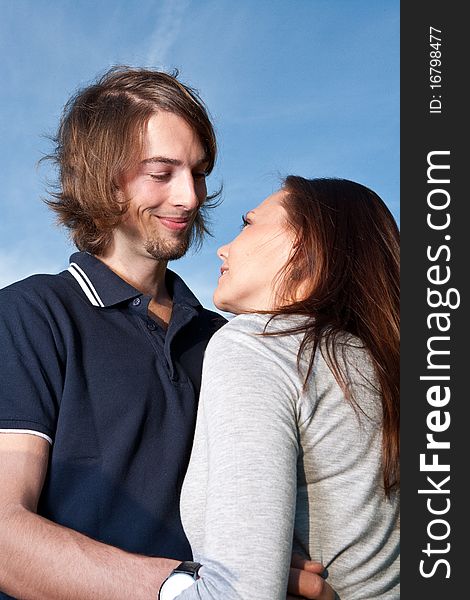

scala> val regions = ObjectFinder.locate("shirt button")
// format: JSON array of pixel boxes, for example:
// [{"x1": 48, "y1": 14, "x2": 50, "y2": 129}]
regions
[
  {"x1": 132, "y1": 298, "x2": 141, "y2": 306},
  {"x1": 147, "y1": 321, "x2": 157, "y2": 331}
]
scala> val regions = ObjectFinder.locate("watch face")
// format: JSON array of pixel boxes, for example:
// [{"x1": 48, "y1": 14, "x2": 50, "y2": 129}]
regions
[{"x1": 159, "y1": 572, "x2": 196, "y2": 600}]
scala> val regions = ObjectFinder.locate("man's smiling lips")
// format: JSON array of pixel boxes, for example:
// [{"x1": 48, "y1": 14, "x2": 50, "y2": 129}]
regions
[{"x1": 155, "y1": 215, "x2": 191, "y2": 231}]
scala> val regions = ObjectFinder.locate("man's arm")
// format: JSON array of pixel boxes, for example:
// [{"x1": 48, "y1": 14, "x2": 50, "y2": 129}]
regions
[{"x1": 0, "y1": 433, "x2": 179, "y2": 600}]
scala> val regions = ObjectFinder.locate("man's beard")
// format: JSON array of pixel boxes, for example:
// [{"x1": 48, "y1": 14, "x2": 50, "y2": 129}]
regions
[{"x1": 144, "y1": 229, "x2": 192, "y2": 261}]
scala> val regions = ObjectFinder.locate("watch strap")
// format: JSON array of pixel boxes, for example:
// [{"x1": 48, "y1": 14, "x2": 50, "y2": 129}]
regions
[
  {"x1": 158, "y1": 561, "x2": 202, "y2": 600},
  {"x1": 173, "y1": 561, "x2": 202, "y2": 578}
]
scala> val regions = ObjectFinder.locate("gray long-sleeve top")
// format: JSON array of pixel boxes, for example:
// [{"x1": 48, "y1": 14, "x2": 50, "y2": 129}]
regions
[{"x1": 179, "y1": 314, "x2": 400, "y2": 599}]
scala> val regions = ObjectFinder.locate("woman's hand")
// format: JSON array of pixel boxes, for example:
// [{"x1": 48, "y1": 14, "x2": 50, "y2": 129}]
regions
[{"x1": 287, "y1": 554, "x2": 337, "y2": 600}]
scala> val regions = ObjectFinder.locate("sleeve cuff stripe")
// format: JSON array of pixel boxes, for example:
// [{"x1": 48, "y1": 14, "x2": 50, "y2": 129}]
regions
[{"x1": 0, "y1": 429, "x2": 53, "y2": 444}]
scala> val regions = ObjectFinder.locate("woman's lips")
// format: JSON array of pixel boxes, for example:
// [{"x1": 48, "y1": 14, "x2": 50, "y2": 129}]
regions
[{"x1": 157, "y1": 216, "x2": 190, "y2": 231}]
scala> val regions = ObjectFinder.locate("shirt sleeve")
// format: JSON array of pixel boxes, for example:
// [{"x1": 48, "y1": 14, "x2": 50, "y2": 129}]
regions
[
  {"x1": 179, "y1": 317, "x2": 301, "y2": 600},
  {"x1": 0, "y1": 287, "x2": 63, "y2": 442}
]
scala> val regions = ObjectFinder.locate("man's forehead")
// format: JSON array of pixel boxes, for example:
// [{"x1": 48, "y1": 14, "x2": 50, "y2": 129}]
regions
[{"x1": 141, "y1": 113, "x2": 207, "y2": 163}]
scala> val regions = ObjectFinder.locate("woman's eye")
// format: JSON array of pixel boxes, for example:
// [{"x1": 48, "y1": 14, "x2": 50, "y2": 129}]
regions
[{"x1": 241, "y1": 214, "x2": 250, "y2": 229}]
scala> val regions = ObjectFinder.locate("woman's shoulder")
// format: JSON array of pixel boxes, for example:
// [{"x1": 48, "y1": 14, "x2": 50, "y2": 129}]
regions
[
  {"x1": 201, "y1": 314, "x2": 303, "y2": 417},
  {"x1": 207, "y1": 313, "x2": 304, "y2": 353},
  {"x1": 204, "y1": 313, "x2": 304, "y2": 379},
  {"x1": 206, "y1": 314, "x2": 377, "y2": 389},
  {"x1": 207, "y1": 314, "x2": 372, "y2": 367},
  {"x1": 210, "y1": 312, "x2": 307, "y2": 336}
]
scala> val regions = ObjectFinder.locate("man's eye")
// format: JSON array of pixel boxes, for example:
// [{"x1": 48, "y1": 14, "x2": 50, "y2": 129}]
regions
[
  {"x1": 241, "y1": 214, "x2": 250, "y2": 229},
  {"x1": 149, "y1": 173, "x2": 171, "y2": 181}
]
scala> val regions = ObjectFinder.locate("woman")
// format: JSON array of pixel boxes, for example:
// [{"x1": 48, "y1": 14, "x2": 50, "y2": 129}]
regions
[{"x1": 173, "y1": 177, "x2": 400, "y2": 599}]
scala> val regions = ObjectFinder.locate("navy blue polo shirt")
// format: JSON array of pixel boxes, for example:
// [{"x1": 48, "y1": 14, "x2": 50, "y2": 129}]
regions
[{"x1": 0, "y1": 252, "x2": 226, "y2": 561}]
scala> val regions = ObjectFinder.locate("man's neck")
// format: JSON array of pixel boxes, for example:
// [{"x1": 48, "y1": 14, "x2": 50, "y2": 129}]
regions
[{"x1": 95, "y1": 250, "x2": 173, "y2": 328}]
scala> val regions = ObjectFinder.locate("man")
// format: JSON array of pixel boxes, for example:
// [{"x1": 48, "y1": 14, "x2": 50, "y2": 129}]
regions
[{"x1": 0, "y1": 67, "x2": 331, "y2": 599}]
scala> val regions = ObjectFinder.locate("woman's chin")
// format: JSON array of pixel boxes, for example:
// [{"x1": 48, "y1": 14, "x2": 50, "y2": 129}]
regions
[
  {"x1": 213, "y1": 291, "x2": 228, "y2": 312},
  {"x1": 213, "y1": 291, "x2": 239, "y2": 315}
]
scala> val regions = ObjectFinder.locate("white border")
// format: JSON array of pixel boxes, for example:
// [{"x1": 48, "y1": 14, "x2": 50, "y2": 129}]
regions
[{"x1": 0, "y1": 428, "x2": 53, "y2": 444}]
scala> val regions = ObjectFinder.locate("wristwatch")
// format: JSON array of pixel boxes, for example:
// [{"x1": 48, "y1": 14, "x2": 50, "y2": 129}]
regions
[{"x1": 158, "y1": 561, "x2": 202, "y2": 600}]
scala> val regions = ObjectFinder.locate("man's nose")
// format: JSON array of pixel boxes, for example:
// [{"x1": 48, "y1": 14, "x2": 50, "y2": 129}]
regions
[{"x1": 172, "y1": 172, "x2": 202, "y2": 211}]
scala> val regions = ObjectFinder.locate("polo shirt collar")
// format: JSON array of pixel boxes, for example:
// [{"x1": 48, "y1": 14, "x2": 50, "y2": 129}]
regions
[{"x1": 68, "y1": 252, "x2": 201, "y2": 309}]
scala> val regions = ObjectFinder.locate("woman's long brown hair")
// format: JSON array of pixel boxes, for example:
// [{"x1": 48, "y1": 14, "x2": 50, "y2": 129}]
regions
[{"x1": 270, "y1": 176, "x2": 399, "y2": 496}]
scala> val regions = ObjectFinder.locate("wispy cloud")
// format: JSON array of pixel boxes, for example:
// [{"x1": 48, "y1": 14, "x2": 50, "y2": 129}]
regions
[{"x1": 144, "y1": 0, "x2": 190, "y2": 67}]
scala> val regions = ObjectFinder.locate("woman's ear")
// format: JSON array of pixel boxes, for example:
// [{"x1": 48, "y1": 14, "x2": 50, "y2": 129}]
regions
[{"x1": 291, "y1": 235, "x2": 302, "y2": 251}]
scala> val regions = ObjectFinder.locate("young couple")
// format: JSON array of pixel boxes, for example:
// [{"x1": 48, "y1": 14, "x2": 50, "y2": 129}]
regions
[{"x1": 0, "y1": 67, "x2": 399, "y2": 599}]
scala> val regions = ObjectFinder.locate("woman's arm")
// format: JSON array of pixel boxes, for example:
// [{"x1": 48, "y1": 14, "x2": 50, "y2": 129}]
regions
[{"x1": 178, "y1": 317, "x2": 306, "y2": 600}]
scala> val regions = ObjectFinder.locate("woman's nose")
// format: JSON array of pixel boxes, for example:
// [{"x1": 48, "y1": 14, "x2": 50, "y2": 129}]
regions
[{"x1": 217, "y1": 244, "x2": 229, "y2": 260}]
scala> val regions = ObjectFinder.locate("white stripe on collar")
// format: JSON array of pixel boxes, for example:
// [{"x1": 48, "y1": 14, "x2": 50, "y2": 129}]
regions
[{"x1": 68, "y1": 262, "x2": 105, "y2": 307}]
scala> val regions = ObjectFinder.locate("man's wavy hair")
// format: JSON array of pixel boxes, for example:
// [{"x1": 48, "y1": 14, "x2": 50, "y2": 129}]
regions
[{"x1": 44, "y1": 66, "x2": 219, "y2": 254}]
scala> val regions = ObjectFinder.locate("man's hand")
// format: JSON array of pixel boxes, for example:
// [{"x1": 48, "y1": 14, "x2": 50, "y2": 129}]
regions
[{"x1": 287, "y1": 553, "x2": 337, "y2": 600}]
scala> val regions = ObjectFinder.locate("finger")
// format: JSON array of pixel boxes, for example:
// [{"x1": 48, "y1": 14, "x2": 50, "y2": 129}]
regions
[
  {"x1": 288, "y1": 568, "x2": 326, "y2": 599},
  {"x1": 289, "y1": 569, "x2": 338, "y2": 600},
  {"x1": 321, "y1": 581, "x2": 337, "y2": 600},
  {"x1": 291, "y1": 554, "x2": 327, "y2": 575}
]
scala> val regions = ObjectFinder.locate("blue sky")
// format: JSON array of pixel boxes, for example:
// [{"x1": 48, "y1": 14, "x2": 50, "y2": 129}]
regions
[{"x1": 0, "y1": 0, "x2": 399, "y2": 312}]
